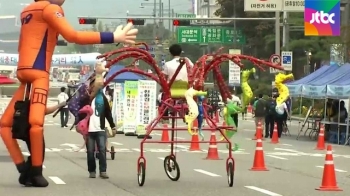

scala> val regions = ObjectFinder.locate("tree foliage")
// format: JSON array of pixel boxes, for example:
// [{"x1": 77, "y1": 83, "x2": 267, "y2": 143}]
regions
[{"x1": 215, "y1": 0, "x2": 347, "y2": 95}]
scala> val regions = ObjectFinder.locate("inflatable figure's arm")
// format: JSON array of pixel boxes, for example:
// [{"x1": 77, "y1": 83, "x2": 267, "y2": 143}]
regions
[
  {"x1": 45, "y1": 101, "x2": 66, "y2": 115},
  {"x1": 43, "y1": 5, "x2": 115, "y2": 44}
]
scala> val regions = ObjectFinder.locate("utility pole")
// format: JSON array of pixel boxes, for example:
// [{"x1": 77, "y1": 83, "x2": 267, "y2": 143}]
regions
[
  {"x1": 275, "y1": 12, "x2": 281, "y2": 56},
  {"x1": 282, "y1": 11, "x2": 289, "y2": 50},
  {"x1": 233, "y1": 0, "x2": 237, "y2": 49}
]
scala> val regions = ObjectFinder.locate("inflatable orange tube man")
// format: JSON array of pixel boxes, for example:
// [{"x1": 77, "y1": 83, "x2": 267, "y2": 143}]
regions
[{"x1": 0, "y1": 0, "x2": 137, "y2": 187}]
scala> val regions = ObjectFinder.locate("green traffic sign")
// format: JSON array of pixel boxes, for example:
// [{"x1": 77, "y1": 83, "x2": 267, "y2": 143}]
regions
[
  {"x1": 177, "y1": 27, "x2": 246, "y2": 44},
  {"x1": 176, "y1": 13, "x2": 196, "y2": 18}
]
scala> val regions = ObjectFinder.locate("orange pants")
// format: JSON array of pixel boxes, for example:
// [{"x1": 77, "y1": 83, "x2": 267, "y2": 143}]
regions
[{"x1": 0, "y1": 69, "x2": 49, "y2": 167}]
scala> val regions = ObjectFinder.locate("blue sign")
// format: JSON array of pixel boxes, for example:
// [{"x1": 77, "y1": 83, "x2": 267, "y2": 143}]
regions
[
  {"x1": 281, "y1": 51, "x2": 293, "y2": 71},
  {"x1": 283, "y1": 56, "x2": 291, "y2": 64}
]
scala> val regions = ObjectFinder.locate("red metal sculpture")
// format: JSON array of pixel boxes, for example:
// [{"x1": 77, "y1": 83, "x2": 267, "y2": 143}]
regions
[{"x1": 97, "y1": 44, "x2": 284, "y2": 187}]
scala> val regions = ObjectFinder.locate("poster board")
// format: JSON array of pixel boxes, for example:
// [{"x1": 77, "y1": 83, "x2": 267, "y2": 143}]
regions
[
  {"x1": 123, "y1": 81, "x2": 139, "y2": 135},
  {"x1": 112, "y1": 83, "x2": 124, "y2": 131},
  {"x1": 136, "y1": 80, "x2": 157, "y2": 136}
]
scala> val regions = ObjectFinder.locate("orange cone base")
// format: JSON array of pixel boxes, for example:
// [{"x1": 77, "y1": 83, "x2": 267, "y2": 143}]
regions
[
  {"x1": 316, "y1": 186, "x2": 342, "y2": 191},
  {"x1": 249, "y1": 167, "x2": 269, "y2": 171},
  {"x1": 315, "y1": 147, "x2": 325, "y2": 150},
  {"x1": 204, "y1": 157, "x2": 222, "y2": 160},
  {"x1": 189, "y1": 147, "x2": 201, "y2": 151},
  {"x1": 270, "y1": 141, "x2": 279, "y2": 144}
]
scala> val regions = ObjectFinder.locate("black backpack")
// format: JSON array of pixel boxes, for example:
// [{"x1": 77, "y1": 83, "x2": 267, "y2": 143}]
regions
[{"x1": 268, "y1": 100, "x2": 277, "y2": 115}]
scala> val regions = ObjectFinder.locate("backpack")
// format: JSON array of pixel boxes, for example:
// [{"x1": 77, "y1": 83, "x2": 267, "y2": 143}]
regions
[
  {"x1": 68, "y1": 83, "x2": 90, "y2": 125},
  {"x1": 268, "y1": 100, "x2": 277, "y2": 115},
  {"x1": 254, "y1": 99, "x2": 266, "y2": 116}
]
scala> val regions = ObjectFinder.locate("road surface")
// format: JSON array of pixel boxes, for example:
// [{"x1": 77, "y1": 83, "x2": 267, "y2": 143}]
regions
[{"x1": 0, "y1": 115, "x2": 349, "y2": 196}]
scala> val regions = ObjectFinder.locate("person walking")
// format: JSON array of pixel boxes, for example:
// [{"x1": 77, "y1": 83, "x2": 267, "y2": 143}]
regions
[
  {"x1": 227, "y1": 89, "x2": 241, "y2": 127},
  {"x1": 57, "y1": 87, "x2": 69, "y2": 127},
  {"x1": 274, "y1": 96, "x2": 290, "y2": 138},
  {"x1": 253, "y1": 94, "x2": 267, "y2": 137},
  {"x1": 87, "y1": 93, "x2": 116, "y2": 179},
  {"x1": 265, "y1": 95, "x2": 276, "y2": 138}
]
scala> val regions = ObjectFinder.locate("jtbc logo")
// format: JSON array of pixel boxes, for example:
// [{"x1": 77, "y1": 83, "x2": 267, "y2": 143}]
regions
[{"x1": 310, "y1": 11, "x2": 335, "y2": 24}]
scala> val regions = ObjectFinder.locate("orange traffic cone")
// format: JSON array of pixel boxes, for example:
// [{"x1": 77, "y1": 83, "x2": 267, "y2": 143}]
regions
[
  {"x1": 205, "y1": 131, "x2": 220, "y2": 160},
  {"x1": 316, "y1": 145, "x2": 342, "y2": 191},
  {"x1": 252, "y1": 120, "x2": 263, "y2": 140},
  {"x1": 315, "y1": 124, "x2": 326, "y2": 150},
  {"x1": 189, "y1": 131, "x2": 201, "y2": 151},
  {"x1": 250, "y1": 134, "x2": 268, "y2": 171},
  {"x1": 193, "y1": 119, "x2": 198, "y2": 131},
  {"x1": 271, "y1": 123, "x2": 279, "y2": 144},
  {"x1": 161, "y1": 124, "x2": 169, "y2": 142}
]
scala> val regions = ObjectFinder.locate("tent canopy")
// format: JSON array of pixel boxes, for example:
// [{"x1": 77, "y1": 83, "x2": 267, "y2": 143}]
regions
[
  {"x1": 106, "y1": 65, "x2": 145, "y2": 82},
  {"x1": 305, "y1": 64, "x2": 350, "y2": 86},
  {"x1": 286, "y1": 65, "x2": 330, "y2": 85}
]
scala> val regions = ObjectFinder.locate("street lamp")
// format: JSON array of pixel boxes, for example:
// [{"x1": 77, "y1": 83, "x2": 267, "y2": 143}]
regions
[{"x1": 305, "y1": 51, "x2": 312, "y2": 74}]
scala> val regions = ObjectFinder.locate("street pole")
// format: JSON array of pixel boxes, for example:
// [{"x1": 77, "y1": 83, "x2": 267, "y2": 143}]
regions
[
  {"x1": 275, "y1": 12, "x2": 281, "y2": 56},
  {"x1": 207, "y1": 0, "x2": 210, "y2": 54},
  {"x1": 282, "y1": 11, "x2": 289, "y2": 50},
  {"x1": 168, "y1": 0, "x2": 171, "y2": 34},
  {"x1": 233, "y1": 0, "x2": 237, "y2": 49},
  {"x1": 153, "y1": 0, "x2": 157, "y2": 42}
]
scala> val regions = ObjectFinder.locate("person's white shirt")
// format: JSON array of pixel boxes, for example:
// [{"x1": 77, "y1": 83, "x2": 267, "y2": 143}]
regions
[
  {"x1": 88, "y1": 98, "x2": 104, "y2": 132},
  {"x1": 276, "y1": 102, "x2": 288, "y2": 114},
  {"x1": 57, "y1": 92, "x2": 69, "y2": 108},
  {"x1": 162, "y1": 57, "x2": 194, "y2": 82},
  {"x1": 227, "y1": 94, "x2": 241, "y2": 105},
  {"x1": 157, "y1": 92, "x2": 163, "y2": 103}
]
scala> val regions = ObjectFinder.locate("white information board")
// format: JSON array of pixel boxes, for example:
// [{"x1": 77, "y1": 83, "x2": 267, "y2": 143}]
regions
[
  {"x1": 283, "y1": 0, "x2": 304, "y2": 12},
  {"x1": 244, "y1": 0, "x2": 282, "y2": 12},
  {"x1": 123, "y1": 81, "x2": 139, "y2": 134},
  {"x1": 137, "y1": 80, "x2": 157, "y2": 132},
  {"x1": 228, "y1": 49, "x2": 241, "y2": 85},
  {"x1": 112, "y1": 83, "x2": 124, "y2": 124}
]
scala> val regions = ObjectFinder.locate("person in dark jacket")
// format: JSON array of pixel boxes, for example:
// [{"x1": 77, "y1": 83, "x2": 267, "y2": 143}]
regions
[{"x1": 265, "y1": 95, "x2": 276, "y2": 138}]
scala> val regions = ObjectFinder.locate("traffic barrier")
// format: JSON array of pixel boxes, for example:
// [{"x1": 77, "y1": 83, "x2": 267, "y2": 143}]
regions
[
  {"x1": 250, "y1": 131, "x2": 268, "y2": 171},
  {"x1": 271, "y1": 123, "x2": 279, "y2": 144},
  {"x1": 205, "y1": 131, "x2": 220, "y2": 160},
  {"x1": 315, "y1": 124, "x2": 326, "y2": 150},
  {"x1": 252, "y1": 120, "x2": 263, "y2": 140},
  {"x1": 316, "y1": 145, "x2": 342, "y2": 191},
  {"x1": 161, "y1": 124, "x2": 169, "y2": 142}
]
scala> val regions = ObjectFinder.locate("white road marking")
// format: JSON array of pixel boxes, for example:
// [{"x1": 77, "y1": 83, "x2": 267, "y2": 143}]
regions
[
  {"x1": 175, "y1": 137, "x2": 185, "y2": 139},
  {"x1": 158, "y1": 157, "x2": 165, "y2": 161},
  {"x1": 43, "y1": 165, "x2": 46, "y2": 168},
  {"x1": 168, "y1": 145, "x2": 188, "y2": 149},
  {"x1": 110, "y1": 142, "x2": 123, "y2": 146},
  {"x1": 48, "y1": 176, "x2": 66, "y2": 185},
  {"x1": 22, "y1": 152, "x2": 30, "y2": 156},
  {"x1": 266, "y1": 155, "x2": 288, "y2": 160},
  {"x1": 193, "y1": 169, "x2": 221, "y2": 177},
  {"x1": 245, "y1": 186, "x2": 282, "y2": 196},
  {"x1": 316, "y1": 166, "x2": 347, "y2": 173},
  {"x1": 274, "y1": 148, "x2": 301, "y2": 153},
  {"x1": 280, "y1": 143, "x2": 293, "y2": 146}
]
